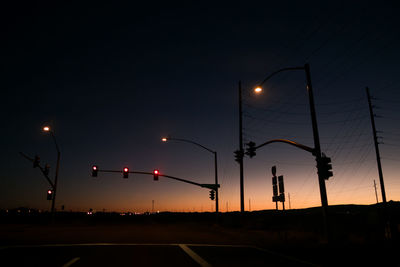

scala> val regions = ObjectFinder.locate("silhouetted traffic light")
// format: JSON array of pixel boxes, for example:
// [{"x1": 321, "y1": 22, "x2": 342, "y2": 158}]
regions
[
  {"x1": 47, "y1": 189, "x2": 53, "y2": 200},
  {"x1": 92, "y1": 165, "x2": 98, "y2": 177},
  {"x1": 33, "y1": 155, "x2": 40, "y2": 168},
  {"x1": 43, "y1": 164, "x2": 50, "y2": 176},
  {"x1": 318, "y1": 155, "x2": 333, "y2": 180},
  {"x1": 278, "y1": 175, "x2": 285, "y2": 194},
  {"x1": 234, "y1": 150, "x2": 243, "y2": 163},
  {"x1": 246, "y1": 141, "x2": 256, "y2": 158},
  {"x1": 209, "y1": 190, "x2": 215, "y2": 200},
  {"x1": 153, "y1": 169, "x2": 159, "y2": 181},
  {"x1": 272, "y1": 175, "x2": 278, "y2": 202},
  {"x1": 123, "y1": 167, "x2": 129, "y2": 178}
]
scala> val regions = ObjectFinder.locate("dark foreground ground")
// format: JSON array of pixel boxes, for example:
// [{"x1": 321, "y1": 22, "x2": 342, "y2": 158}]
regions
[{"x1": 1, "y1": 203, "x2": 399, "y2": 266}]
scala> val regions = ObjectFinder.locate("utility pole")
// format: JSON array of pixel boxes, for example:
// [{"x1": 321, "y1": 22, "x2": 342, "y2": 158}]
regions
[
  {"x1": 249, "y1": 198, "x2": 251, "y2": 212},
  {"x1": 374, "y1": 180, "x2": 379, "y2": 204},
  {"x1": 152, "y1": 200, "x2": 154, "y2": 213},
  {"x1": 288, "y1": 193, "x2": 291, "y2": 209},
  {"x1": 238, "y1": 81, "x2": 245, "y2": 212},
  {"x1": 226, "y1": 202, "x2": 228, "y2": 212},
  {"x1": 214, "y1": 152, "x2": 219, "y2": 214},
  {"x1": 366, "y1": 87, "x2": 386, "y2": 203}
]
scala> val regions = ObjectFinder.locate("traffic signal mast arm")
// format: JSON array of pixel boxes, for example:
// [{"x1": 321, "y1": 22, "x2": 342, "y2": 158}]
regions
[
  {"x1": 19, "y1": 152, "x2": 55, "y2": 188},
  {"x1": 93, "y1": 168, "x2": 220, "y2": 190},
  {"x1": 246, "y1": 139, "x2": 315, "y2": 156}
]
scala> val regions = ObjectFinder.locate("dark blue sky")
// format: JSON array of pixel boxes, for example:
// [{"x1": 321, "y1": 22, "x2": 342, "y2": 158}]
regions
[{"x1": 1, "y1": 1, "x2": 400, "y2": 212}]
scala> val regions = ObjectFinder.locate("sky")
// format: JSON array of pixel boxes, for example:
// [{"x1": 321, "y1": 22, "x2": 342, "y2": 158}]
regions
[{"x1": 1, "y1": 1, "x2": 400, "y2": 213}]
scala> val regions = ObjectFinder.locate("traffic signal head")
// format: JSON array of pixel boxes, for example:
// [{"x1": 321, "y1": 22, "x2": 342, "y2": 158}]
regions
[
  {"x1": 272, "y1": 176, "x2": 278, "y2": 197},
  {"x1": 123, "y1": 167, "x2": 129, "y2": 178},
  {"x1": 33, "y1": 155, "x2": 40, "y2": 168},
  {"x1": 153, "y1": 169, "x2": 159, "y2": 181},
  {"x1": 43, "y1": 164, "x2": 50, "y2": 176},
  {"x1": 246, "y1": 142, "x2": 256, "y2": 158},
  {"x1": 47, "y1": 189, "x2": 53, "y2": 200},
  {"x1": 234, "y1": 150, "x2": 243, "y2": 163},
  {"x1": 318, "y1": 156, "x2": 333, "y2": 180},
  {"x1": 209, "y1": 190, "x2": 215, "y2": 200},
  {"x1": 92, "y1": 165, "x2": 98, "y2": 177}
]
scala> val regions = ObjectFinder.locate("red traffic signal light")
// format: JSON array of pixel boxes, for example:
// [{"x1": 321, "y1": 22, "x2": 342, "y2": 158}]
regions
[
  {"x1": 153, "y1": 169, "x2": 159, "y2": 181},
  {"x1": 123, "y1": 167, "x2": 129, "y2": 178},
  {"x1": 92, "y1": 165, "x2": 98, "y2": 177},
  {"x1": 47, "y1": 189, "x2": 53, "y2": 200}
]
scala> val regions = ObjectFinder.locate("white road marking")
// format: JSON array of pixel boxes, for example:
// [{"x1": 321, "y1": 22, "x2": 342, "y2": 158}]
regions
[
  {"x1": 62, "y1": 257, "x2": 80, "y2": 267},
  {"x1": 178, "y1": 244, "x2": 211, "y2": 267}
]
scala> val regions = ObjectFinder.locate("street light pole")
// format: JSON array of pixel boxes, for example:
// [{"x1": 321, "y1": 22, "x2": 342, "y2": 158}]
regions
[
  {"x1": 238, "y1": 81, "x2": 245, "y2": 212},
  {"x1": 304, "y1": 64, "x2": 329, "y2": 240},
  {"x1": 51, "y1": 132, "x2": 60, "y2": 216},
  {"x1": 162, "y1": 137, "x2": 219, "y2": 214},
  {"x1": 43, "y1": 127, "x2": 60, "y2": 218},
  {"x1": 253, "y1": 63, "x2": 329, "y2": 241}
]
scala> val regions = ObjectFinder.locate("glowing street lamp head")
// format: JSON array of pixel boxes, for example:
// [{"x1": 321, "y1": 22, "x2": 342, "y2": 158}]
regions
[
  {"x1": 161, "y1": 137, "x2": 168, "y2": 142},
  {"x1": 254, "y1": 86, "x2": 263, "y2": 94},
  {"x1": 43, "y1": 126, "x2": 51, "y2": 132}
]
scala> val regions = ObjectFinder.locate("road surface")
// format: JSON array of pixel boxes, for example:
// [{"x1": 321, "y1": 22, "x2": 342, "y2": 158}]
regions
[{"x1": 0, "y1": 243, "x2": 315, "y2": 266}]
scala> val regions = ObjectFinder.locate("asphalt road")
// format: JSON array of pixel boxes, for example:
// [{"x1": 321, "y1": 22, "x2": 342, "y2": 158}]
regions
[{"x1": 0, "y1": 243, "x2": 315, "y2": 267}]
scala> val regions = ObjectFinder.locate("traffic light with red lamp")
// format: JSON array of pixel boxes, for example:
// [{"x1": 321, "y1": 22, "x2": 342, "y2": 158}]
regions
[
  {"x1": 123, "y1": 167, "x2": 129, "y2": 178},
  {"x1": 153, "y1": 169, "x2": 159, "y2": 181},
  {"x1": 92, "y1": 165, "x2": 98, "y2": 177},
  {"x1": 47, "y1": 189, "x2": 53, "y2": 200}
]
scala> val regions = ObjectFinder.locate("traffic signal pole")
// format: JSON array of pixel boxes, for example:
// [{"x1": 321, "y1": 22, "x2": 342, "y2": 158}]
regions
[
  {"x1": 305, "y1": 64, "x2": 329, "y2": 242},
  {"x1": 161, "y1": 137, "x2": 219, "y2": 214},
  {"x1": 245, "y1": 64, "x2": 329, "y2": 242},
  {"x1": 214, "y1": 151, "x2": 219, "y2": 214}
]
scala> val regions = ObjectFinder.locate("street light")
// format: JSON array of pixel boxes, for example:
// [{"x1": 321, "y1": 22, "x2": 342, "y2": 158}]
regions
[
  {"x1": 42, "y1": 125, "x2": 61, "y2": 217},
  {"x1": 254, "y1": 86, "x2": 262, "y2": 94},
  {"x1": 251, "y1": 63, "x2": 329, "y2": 241},
  {"x1": 161, "y1": 136, "x2": 219, "y2": 214}
]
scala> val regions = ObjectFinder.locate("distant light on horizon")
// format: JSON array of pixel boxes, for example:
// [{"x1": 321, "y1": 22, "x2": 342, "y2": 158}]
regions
[
  {"x1": 161, "y1": 137, "x2": 167, "y2": 142},
  {"x1": 43, "y1": 126, "x2": 50, "y2": 132}
]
